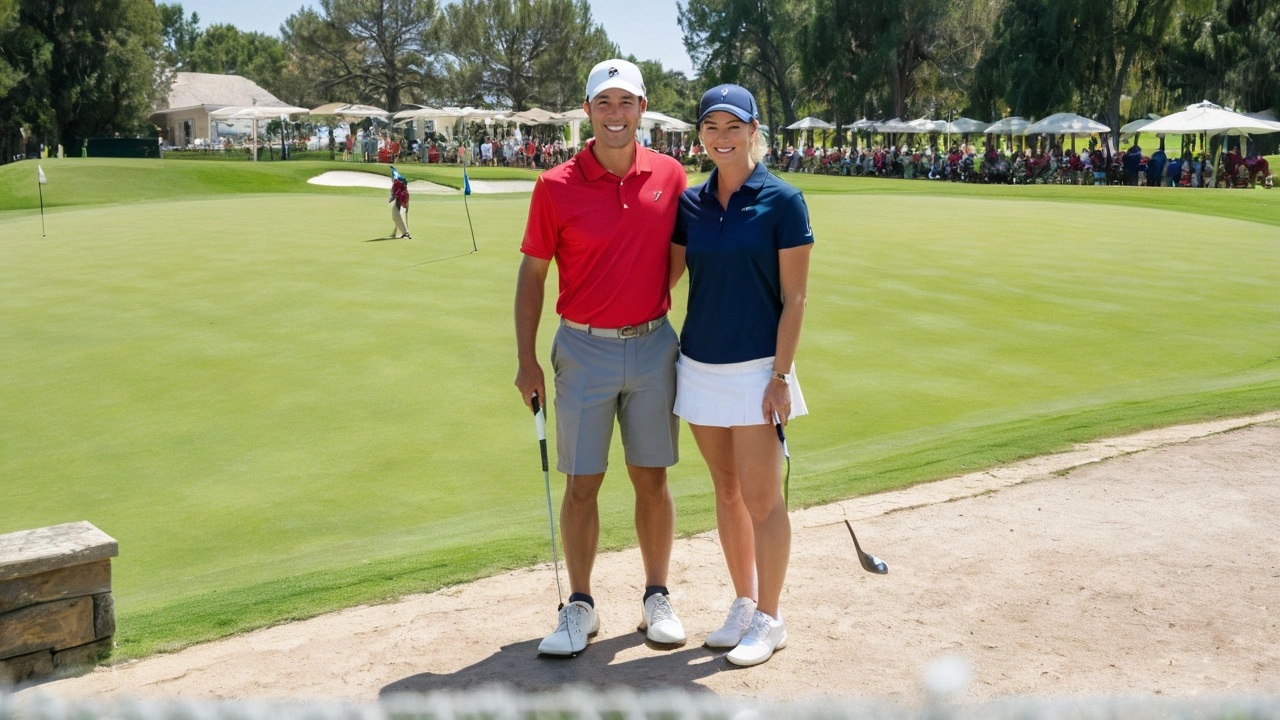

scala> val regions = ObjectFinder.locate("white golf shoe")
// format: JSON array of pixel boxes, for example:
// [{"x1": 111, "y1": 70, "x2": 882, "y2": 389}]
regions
[
  {"x1": 638, "y1": 592, "x2": 686, "y2": 646},
  {"x1": 704, "y1": 596, "x2": 757, "y2": 648},
  {"x1": 537, "y1": 600, "x2": 598, "y2": 656},
  {"x1": 726, "y1": 610, "x2": 787, "y2": 667}
]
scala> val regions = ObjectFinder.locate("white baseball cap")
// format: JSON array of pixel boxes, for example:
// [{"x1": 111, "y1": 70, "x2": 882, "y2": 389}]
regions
[{"x1": 585, "y1": 59, "x2": 646, "y2": 102}]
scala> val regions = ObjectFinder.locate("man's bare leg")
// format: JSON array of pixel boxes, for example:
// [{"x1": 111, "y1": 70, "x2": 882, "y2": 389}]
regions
[
  {"x1": 627, "y1": 464, "x2": 674, "y2": 587},
  {"x1": 560, "y1": 472, "x2": 605, "y2": 596}
]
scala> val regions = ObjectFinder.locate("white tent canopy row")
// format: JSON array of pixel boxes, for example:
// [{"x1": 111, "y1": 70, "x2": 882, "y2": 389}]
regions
[{"x1": 208, "y1": 104, "x2": 311, "y2": 161}]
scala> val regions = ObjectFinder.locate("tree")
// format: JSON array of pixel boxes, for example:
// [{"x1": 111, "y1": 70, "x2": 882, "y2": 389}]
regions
[
  {"x1": 970, "y1": 0, "x2": 1179, "y2": 131},
  {"x1": 679, "y1": 0, "x2": 802, "y2": 132},
  {"x1": 285, "y1": 0, "x2": 439, "y2": 111},
  {"x1": 440, "y1": 0, "x2": 614, "y2": 111},
  {"x1": 188, "y1": 25, "x2": 290, "y2": 95},
  {"x1": 633, "y1": 58, "x2": 699, "y2": 123},
  {"x1": 1159, "y1": 0, "x2": 1280, "y2": 114},
  {"x1": 157, "y1": 3, "x2": 201, "y2": 70},
  {"x1": 801, "y1": 0, "x2": 960, "y2": 121},
  {"x1": 0, "y1": 0, "x2": 164, "y2": 152}
]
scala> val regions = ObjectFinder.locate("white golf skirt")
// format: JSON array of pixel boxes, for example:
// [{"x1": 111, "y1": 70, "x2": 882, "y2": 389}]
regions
[{"x1": 674, "y1": 354, "x2": 808, "y2": 428}]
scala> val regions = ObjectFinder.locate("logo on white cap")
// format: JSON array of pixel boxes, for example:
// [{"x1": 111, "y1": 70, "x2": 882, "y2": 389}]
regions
[{"x1": 586, "y1": 59, "x2": 646, "y2": 102}]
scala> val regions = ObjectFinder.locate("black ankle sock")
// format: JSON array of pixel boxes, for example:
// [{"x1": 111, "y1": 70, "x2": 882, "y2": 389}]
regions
[
  {"x1": 643, "y1": 585, "x2": 669, "y2": 602},
  {"x1": 568, "y1": 592, "x2": 594, "y2": 608}
]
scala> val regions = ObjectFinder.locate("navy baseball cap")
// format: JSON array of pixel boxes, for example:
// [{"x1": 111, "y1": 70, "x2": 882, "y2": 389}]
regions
[{"x1": 698, "y1": 84, "x2": 758, "y2": 124}]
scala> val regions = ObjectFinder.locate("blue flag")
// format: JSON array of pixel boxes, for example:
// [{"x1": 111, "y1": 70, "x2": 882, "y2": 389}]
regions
[
  {"x1": 462, "y1": 163, "x2": 472, "y2": 196},
  {"x1": 390, "y1": 165, "x2": 405, "y2": 182}
]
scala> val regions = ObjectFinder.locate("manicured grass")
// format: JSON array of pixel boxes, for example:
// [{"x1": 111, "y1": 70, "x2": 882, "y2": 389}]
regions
[
  {"x1": 2, "y1": 161, "x2": 1278, "y2": 660},
  {"x1": 0, "y1": 158, "x2": 540, "y2": 212}
]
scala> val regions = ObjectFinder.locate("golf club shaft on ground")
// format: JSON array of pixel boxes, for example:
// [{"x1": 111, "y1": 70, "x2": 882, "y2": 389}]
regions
[{"x1": 531, "y1": 392, "x2": 564, "y2": 609}]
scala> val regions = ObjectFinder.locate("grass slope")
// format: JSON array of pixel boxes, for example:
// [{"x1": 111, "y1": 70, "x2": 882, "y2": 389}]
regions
[
  {"x1": 2, "y1": 163, "x2": 1279, "y2": 659},
  {"x1": 0, "y1": 158, "x2": 539, "y2": 212}
]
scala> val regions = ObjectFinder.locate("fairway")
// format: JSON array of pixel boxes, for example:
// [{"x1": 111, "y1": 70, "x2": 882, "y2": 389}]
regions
[{"x1": 2, "y1": 160, "x2": 1279, "y2": 659}]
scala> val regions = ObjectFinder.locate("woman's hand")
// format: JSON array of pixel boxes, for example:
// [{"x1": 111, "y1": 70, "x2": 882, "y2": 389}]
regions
[{"x1": 762, "y1": 378, "x2": 792, "y2": 425}]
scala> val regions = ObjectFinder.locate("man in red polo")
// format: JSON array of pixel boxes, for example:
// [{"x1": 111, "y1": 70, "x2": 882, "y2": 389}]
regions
[{"x1": 515, "y1": 59, "x2": 688, "y2": 657}]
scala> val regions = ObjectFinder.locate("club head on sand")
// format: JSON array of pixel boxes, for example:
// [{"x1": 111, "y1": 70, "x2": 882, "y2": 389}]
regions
[{"x1": 845, "y1": 520, "x2": 888, "y2": 574}]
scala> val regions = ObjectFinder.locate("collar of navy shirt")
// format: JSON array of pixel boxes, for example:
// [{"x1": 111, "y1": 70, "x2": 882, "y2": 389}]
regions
[{"x1": 698, "y1": 160, "x2": 770, "y2": 203}]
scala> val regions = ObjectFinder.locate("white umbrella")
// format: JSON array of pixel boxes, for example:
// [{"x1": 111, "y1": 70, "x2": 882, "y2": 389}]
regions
[
  {"x1": 1119, "y1": 117, "x2": 1160, "y2": 136},
  {"x1": 949, "y1": 117, "x2": 990, "y2": 134},
  {"x1": 985, "y1": 116, "x2": 1029, "y2": 135},
  {"x1": 210, "y1": 105, "x2": 309, "y2": 161},
  {"x1": 1142, "y1": 101, "x2": 1280, "y2": 186},
  {"x1": 331, "y1": 104, "x2": 390, "y2": 119},
  {"x1": 1141, "y1": 100, "x2": 1280, "y2": 135},
  {"x1": 872, "y1": 118, "x2": 909, "y2": 133},
  {"x1": 1024, "y1": 112, "x2": 1110, "y2": 136},
  {"x1": 849, "y1": 118, "x2": 876, "y2": 130},
  {"x1": 642, "y1": 111, "x2": 693, "y2": 132},
  {"x1": 786, "y1": 116, "x2": 835, "y2": 130}
]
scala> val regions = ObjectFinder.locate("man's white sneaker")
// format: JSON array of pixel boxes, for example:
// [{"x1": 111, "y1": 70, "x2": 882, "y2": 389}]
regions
[
  {"x1": 726, "y1": 610, "x2": 787, "y2": 667},
  {"x1": 705, "y1": 597, "x2": 757, "y2": 648},
  {"x1": 537, "y1": 600, "x2": 598, "y2": 656},
  {"x1": 638, "y1": 592, "x2": 686, "y2": 646}
]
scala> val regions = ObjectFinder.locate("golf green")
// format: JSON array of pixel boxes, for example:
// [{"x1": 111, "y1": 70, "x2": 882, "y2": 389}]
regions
[{"x1": 2, "y1": 164, "x2": 1278, "y2": 659}]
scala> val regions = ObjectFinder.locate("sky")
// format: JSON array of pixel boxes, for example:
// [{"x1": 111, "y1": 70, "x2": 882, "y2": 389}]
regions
[{"x1": 177, "y1": 0, "x2": 696, "y2": 76}]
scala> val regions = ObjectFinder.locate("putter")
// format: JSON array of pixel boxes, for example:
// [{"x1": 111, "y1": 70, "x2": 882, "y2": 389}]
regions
[
  {"x1": 772, "y1": 410, "x2": 790, "y2": 507},
  {"x1": 845, "y1": 520, "x2": 888, "y2": 574},
  {"x1": 531, "y1": 392, "x2": 565, "y2": 609}
]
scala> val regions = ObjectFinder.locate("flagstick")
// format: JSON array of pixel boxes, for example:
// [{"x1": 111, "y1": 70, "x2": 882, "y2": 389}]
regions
[
  {"x1": 462, "y1": 159, "x2": 478, "y2": 253},
  {"x1": 38, "y1": 180, "x2": 45, "y2": 237}
]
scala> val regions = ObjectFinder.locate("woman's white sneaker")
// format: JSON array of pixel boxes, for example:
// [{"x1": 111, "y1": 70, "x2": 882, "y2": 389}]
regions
[
  {"x1": 726, "y1": 610, "x2": 787, "y2": 666},
  {"x1": 705, "y1": 597, "x2": 757, "y2": 648}
]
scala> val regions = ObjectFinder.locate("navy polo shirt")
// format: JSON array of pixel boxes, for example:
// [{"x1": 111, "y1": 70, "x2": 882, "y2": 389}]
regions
[{"x1": 673, "y1": 161, "x2": 814, "y2": 364}]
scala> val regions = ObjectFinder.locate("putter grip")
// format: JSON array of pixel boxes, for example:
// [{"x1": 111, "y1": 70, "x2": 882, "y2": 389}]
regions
[{"x1": 532, "y1": 393, "x2": 546, "y2": 442}]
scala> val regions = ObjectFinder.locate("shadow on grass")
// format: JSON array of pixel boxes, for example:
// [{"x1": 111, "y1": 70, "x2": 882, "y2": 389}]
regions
[{"x1": 379, "y1": 633, "x2": 733, "y2": 694}]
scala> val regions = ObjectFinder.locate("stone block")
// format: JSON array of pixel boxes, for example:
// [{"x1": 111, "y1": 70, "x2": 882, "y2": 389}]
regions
[
  {"x1": 0, "y1": 649, "x2": 53, "y2": 687},
  {"x1": 0, "y1": 522, "x2": 118, "y2": 583},
  {"x1": 52, "y1": 638, "x2": 113, "y2": 669},
  {"x1": 92, "y1": 593, "x2": 115, "y2": 639},
  {"x1": 0, "y1": 560, "x2": 112, "y2": 615},
  {"x1": 0, "y1": 596, "x2": 96, "y2": 660}
]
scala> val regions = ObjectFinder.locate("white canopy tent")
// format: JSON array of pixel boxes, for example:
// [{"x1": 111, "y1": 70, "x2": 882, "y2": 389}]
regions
[
  {"x1": 786, "y1": 116, "x2": 835, "y2": 130},
  {"x1": 208, "y1": 104, "x2": 310, "y2": 160},
  {"x1": 984, "y1": 116, "x2": 1029, "y2": 135},
  {"x1": 1141, "y1": 101, "x2": 1280, "y2": 185},
  {"x1": 949, "y1": 117, "x2": 991, "y2": 134},
  {"x1": 1024, "y1": 112, "x2": 1110, "y2": 137},
  {"x1": 1119, "y1": 116, "x2": 1160, "y2": 138}
]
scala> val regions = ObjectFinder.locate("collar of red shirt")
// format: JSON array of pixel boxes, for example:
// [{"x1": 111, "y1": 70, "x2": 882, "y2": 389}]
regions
[{"x1": 576, "y1": 139, "x2": 652, "y2": 182}]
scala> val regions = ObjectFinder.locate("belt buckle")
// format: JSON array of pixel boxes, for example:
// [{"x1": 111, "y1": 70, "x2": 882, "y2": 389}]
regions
[{"x1": 618, "y1": 325, "x2": 638, "y2": 338}]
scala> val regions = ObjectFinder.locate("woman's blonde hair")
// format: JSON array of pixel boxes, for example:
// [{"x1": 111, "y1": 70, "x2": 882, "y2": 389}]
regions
[{"x1": 750, "y1": 123, "x2": 768, "y2": 163}]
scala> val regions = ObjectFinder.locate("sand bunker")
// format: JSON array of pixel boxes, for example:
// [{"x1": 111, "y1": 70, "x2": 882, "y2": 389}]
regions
[
  {"x1": 28, "y1": 412, "x2": 1280, "y2": 701},
  {"x1": 307, "y1": 171, "x2": 535, "y2": 194}
]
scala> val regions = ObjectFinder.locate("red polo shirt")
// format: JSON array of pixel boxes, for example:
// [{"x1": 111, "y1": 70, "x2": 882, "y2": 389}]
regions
[{"x1": 521, "y1": 140, "x2": 687, "y2": 328}]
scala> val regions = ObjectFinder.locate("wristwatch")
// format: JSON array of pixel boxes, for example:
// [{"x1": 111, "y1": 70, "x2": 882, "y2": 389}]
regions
[{"x1": 770, "y1": 371, "x2": 791, "y2": 385}]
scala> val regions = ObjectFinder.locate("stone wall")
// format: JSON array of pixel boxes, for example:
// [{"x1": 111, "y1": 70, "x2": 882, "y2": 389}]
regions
[{"x1": 0, "y1": 522, "x2": 118, "y2": 686}]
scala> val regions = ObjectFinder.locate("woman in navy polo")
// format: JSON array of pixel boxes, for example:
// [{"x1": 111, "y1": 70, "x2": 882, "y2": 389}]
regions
[{"x1": 670, "y1": 84, "x2": 813, "y2": 667}]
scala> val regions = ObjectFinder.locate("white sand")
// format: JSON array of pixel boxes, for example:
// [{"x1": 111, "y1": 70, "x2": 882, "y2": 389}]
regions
[
  {"x1": 306, "y1": 171, "x2": 535, "y2": 194},
  {"x1": 28, "y1": 411, "x2": 1280, "y2": 700}
]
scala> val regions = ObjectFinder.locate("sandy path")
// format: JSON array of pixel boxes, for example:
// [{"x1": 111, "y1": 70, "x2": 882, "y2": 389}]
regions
[{"x1": 28, "y1": 413, "x2": 1280, "y2": 701}]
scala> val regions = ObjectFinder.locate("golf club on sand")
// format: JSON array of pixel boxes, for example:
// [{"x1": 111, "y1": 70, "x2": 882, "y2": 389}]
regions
[
  {"x1": 774, "y1": 410, "x2": 888, "y2": 575},
  {"x1": 531, "y1": 392, "x2": 565, "y2": 610},
  {"x1": 845, "y1": 521, "x2": 889, "y2": 574}
]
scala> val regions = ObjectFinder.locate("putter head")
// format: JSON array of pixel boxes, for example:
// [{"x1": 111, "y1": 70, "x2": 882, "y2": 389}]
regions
[{"x1": 845, "y1": 520, "x2": 889, "y2": 574}]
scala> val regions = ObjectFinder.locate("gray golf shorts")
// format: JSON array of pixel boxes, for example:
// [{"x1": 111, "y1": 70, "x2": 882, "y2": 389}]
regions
[{"x1": 550, "y1": 319, "x2": 680, "y2": 476}]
